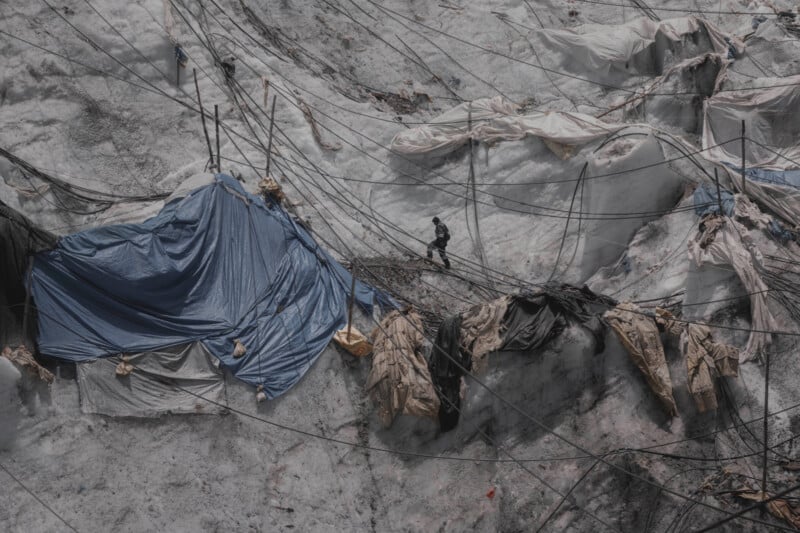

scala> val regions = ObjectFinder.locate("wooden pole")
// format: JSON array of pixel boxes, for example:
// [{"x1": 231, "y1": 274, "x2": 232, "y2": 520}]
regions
[
  {"x1": 741, "y1": 120, "x2": 747, "y2": 194},
  {"x1": 346, "y1": 272, "x2": 356, "y2": 341},
  {"x1": 215, "y1": 104, "x2": 220, "y2": 171},
  {"x1": 266, "y1": 95, "x2": 277, "y2": 178},
  {"x1": 713, "y1": 168, "x2": 724, "y2": 216},
  {"x1": 193, "y1": 69, "x2": 214, "y2": 171}
]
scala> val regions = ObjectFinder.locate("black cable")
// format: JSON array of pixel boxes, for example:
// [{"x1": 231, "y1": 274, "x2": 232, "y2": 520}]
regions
[{"x1": 0, "y1": 461, "x2": 79, "y2": 532}]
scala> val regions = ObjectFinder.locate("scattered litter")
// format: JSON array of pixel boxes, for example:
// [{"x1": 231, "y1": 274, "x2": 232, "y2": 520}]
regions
[
  {"x1": 333, "y1": 326, "x2": 372, "y2": 357},
  {"x1": 233, "y1": 339, "x2": 247, "y2": 359}
]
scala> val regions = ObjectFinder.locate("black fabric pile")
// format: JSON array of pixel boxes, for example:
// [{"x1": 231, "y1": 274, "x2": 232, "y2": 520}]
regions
[
  {"x1": 502, "y1": 285, "x2": 615, "y2": 354},
  {"x1": 428, "y1": 315, "x2": 468, "y2": 432},
  {"x1": 428, "y1": 284, "x2": 615, "y2": 431},
  {"x1": 0, "y1": 200, "x2": 57, "y2": 346}
]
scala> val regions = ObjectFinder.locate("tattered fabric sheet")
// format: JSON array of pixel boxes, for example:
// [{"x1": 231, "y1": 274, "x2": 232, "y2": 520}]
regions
[
  {"x1": 688, "y1": 216, "x2": 777, "y2": 361},
  {"x1": 724, "y1": 166, "x2": 800, "y2": 229},
  {"x1": 459, "y1": 296, "x2": 509, "y2": 374},
  {"x1": 605, "y1": 302, "x2": 677, "y2": 416},
  {"x1": 1, "y1": 345, "x2": 53, "y2": 384},
  {"x1": 366, "y1": 310, "x2": 439, "y2": 428},
  {"x1": 681, "y1": 324, "x2": 739, "y2": 412},
  {"x1": 429, "y1": 315, "x2": 469, "y2": 432},
  {"x1": 703, "y1": 74, "x2": 800, "y2": 170},
  {"x1": 76, "y1": 342, "x2": 225, "y2": 417},
  {"x1": 389, "y1": 96, "x2": 626, "y2": 156}
]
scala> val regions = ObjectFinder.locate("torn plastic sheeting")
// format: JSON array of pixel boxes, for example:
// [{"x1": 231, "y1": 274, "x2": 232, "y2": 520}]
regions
[
  {"x1": 703, "y1": 75, "x2": 800, "y2": 170},
  {"x1": 735, "y1": 490, "x2": 800, "y2": 529},
  {"x1": 389, "y1": 96, "x2": 627, "y2": 156},
  {"x1": 365, "y1": 310, "x2": 438, "y2": 428},
  {"x1": 30, "y1": 174, "x2": 396, "y2": 399},
  {"x1": 681, "y1": 323, "x2": 739, "y2": 413},
  {"x1": 1, "y1": 345, "x2": 54, "y2": 384},
  {"x1": 687, "y1": 216, "x2": 776, "y2": 362},
  {"x1": 76, "y1": 342, "x2": 225, "y2": 417},
  {"x1": 605, "y1": 302, "x2": 677, "y2": 417},
  {"x1": 693, "y1": 183, "x2": 734, "y2": 218}
]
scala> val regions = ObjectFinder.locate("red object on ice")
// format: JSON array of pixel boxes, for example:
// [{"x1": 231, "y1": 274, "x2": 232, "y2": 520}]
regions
[{"x1": 486, "y1": 487, "x2": 495, "y2": 499}]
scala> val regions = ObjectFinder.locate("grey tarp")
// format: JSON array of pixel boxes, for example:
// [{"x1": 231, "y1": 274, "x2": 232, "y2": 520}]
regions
[
  {"x1": 366, "y1": 310, "x2": 439, "y2": 428},
  {"x1": 688, "y1": 215, "x2": 777, "y2": 361},
  {"x1": 681, "y1": 324, "x2": 739, "y2": 412},
  {"x1": 605, "y1": 302, "x2": 678, "y2": 417},
  {"x1": 76, "y1": 342, "x2": 226, "y2": 417},
  {"x1": 459, "y1": 296, "x2": 510, "y2": 374}
]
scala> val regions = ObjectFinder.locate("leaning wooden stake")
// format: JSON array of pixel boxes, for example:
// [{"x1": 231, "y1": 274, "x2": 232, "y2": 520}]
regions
[
  {"x1": 193, "y1": 69, "x2": 215, "y2": 171},
  {"x1": 346, "y1": 272, "x2": 356, "y2": 341},
  {"x1": 714, "y1": 168, "x2": 724, "y2": 215},
  {"x1": 266, "y1": 95, "x2": 277, "y2": 178},
  {"x1": 741, "y1": 120, "x2": 747, "y2": 194},
  {"x1": 215, "y1": 104, "x2": 220, "y2": 171}
]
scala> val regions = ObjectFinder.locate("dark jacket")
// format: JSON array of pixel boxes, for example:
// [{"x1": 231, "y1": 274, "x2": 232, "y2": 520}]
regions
[{"x1": 434, "y1": 222, "x2": 449, "y2": 247}]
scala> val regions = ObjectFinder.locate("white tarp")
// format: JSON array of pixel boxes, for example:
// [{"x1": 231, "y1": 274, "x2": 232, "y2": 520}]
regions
[
  {"x1": 703, "y1": 76, "x2": 800, "y2": 170},
  {"x1": 77, "y1": 342, "x2": 226, "y2": 417},
  {"x1": 389, "y1": 96, "x2": 626, "y2": 156},
  {"x1": 538, "y1": 17, "x2": 742, "y2": 85},
  {"x1": 687, "y1": 216, "x2": 777, "y2": 362}
]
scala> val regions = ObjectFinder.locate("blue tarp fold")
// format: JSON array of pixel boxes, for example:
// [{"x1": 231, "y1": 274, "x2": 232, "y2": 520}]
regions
[{"x1": 30, "y1": 174, "x2": 394, "y2": 398}]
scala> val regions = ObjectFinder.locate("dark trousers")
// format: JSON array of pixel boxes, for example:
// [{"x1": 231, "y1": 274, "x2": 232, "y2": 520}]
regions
[{"x1": 427, "y1": 240, "x2": 449, "y2": 264}]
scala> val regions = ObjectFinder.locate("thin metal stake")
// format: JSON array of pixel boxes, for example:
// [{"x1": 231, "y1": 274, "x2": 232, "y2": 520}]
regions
[
  {"x1": 713, "y1": 168, "x2": 724, "y2": 215},
  {"x1": 193, "y1": 69, "x2": 214, "y2": 171},
  {"x1": 176, "y1": 56, "x2": 181, "y2": 86},
  {"x1": 741, "y1": 120, "x2": 747, "y2": 194},
  {"x1": 266, "y1": 95, "x2": 277, "y2": 178},
  {"x1": 215, "y1": 104, "x2": 220, "y2": 171},
  {"x1": 762, "y1": 349, "x2": 771, "y2": 502}
]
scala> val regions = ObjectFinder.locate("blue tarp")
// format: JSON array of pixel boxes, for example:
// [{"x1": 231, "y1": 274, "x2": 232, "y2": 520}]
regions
[
  {"x1": 726, "y1": 164, "x2": 800, "y2": 189},
  {"x1": 693, "y1": 184, "x2": 734, "y2": 217},
  {"x1": 30, "y1": 174, "x2": 395, "y2": 398}
]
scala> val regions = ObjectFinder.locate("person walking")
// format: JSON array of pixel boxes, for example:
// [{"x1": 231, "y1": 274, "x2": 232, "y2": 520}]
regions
[{"x1": 426, "y1": 216, "x2": 451, "y2": 269}]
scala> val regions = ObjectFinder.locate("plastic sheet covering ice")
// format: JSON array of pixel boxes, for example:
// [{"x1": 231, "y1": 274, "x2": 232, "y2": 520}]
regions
[
  {"x1": 429, "y1": 315, "x2": 467, "y2": 432},
  {"x1": 681, "y1": 324, "x2": 739, "y2": 412},
  {"x1": 538, "y1": 17, "x2": 742, "y2": 84},
  {"x1": 0, "y1": 200, "x2": 57, "y2": 346},
  {"x1": 687, "y1": 216, "x2": 777, "y2": 362},
  {"x1": 30, "y1": 174, "x2": 394, "y2": 398},
  {"x1": 76, "y1": 342, "x2": 224, "y2": 417},
  {"x1": 703, "y1": 75, "x2": 800, "y2": 169},
  {"x1": 389, "y1": 97, "x2": 626, "y2": 156}
]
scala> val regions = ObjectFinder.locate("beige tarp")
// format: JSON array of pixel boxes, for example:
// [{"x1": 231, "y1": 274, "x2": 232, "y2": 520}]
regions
[
  {"x1": 389, "y1": 97, "x2": 627, "y2": 156},
  {"x1": 366, "y1": 310, "x2": 439, "y2": 427},
  {"x1": 460, "y1": 296, "x2": 510, "y2": 374},
  {"x1": 76, "y1": 342, "x2": 226, "y2": 417},
  {"x1": 605, "y1": 302, "x2": 678, "y2": 416},
  {"x1": 735, "y1": 490, "x2": 800, "y2": 529},
  {"x1": 681, "y1": 323, "x2": 739, "y2": 412},
  {"x1": 539, "y1": 17, "x2": 742, "y2": 83},
  {"x1": 1, "y1": 345, "x2": 53, "y2": 384},
  {"x1": 703, "y1": 75, "x2": 800, "y2": 170},
  {"x1": 687, "y1": 215, "x2": 777, "y2": 362}
]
